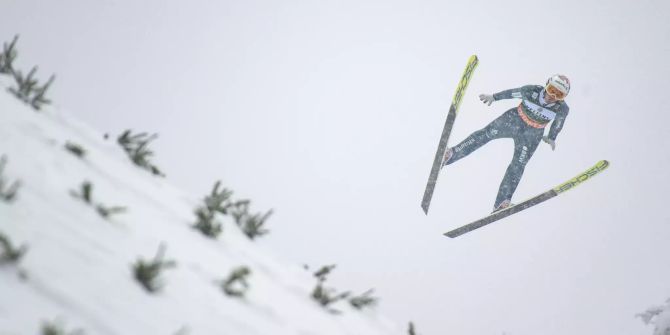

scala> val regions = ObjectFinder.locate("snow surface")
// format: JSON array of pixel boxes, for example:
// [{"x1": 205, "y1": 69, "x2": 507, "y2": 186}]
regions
[
  {"x1": 0, "y1": 75, "x2": 399, "y2": 335},
  {"x1": 639, "y1": 299, "x2": 670, "y2": 335}
]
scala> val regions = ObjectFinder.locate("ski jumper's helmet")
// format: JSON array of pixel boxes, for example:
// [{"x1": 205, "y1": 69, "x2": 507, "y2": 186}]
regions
[{"x1": 545, "y1": 74, "x2": 570, "y2": 99}]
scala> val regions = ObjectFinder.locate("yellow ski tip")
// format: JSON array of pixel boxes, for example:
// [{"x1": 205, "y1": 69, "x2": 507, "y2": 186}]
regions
[{"x1": 552, "y1": 159, "x2": 610, "y2": 194}]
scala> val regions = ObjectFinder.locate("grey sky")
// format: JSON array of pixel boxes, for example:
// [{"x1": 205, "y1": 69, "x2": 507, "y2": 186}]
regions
[{"x1": 3, "y1": 0, "x2": 670, "y2": 334}]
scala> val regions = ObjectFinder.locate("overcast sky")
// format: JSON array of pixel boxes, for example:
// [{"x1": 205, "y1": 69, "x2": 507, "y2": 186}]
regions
[{"x1": 3, "y1": 0, "x2": 670, "y2": 334}]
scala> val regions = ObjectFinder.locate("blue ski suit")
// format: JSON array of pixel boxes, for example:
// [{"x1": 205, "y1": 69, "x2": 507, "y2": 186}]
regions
[{"x1": 443, "y1": 85, "x2": 570, "y2": 210}]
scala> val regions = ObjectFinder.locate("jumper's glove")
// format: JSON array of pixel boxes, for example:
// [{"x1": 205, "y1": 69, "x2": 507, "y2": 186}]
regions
[
  {"x1": 542, "y1": 136, "x2": 556, "y2": 151},
  {"x1": 479, "y1": 94, "x2": 495, "y2": 106}
]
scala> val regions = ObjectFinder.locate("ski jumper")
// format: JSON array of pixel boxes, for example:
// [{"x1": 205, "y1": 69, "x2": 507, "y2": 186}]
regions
[{"x1": 444, "y1": 85, "x2": 570, "y2": 209}]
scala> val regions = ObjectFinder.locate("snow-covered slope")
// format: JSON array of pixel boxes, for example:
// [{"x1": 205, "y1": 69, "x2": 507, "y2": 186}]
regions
[
  {"x1": 0, "y1": 75, "x2": 398, "y2": 335},
  {"x1": 639, "y1": 299, "x2": 670, "y2": 335}
]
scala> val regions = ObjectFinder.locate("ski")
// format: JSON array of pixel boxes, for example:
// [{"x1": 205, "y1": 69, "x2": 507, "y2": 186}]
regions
[
  {"x1": 444, "y1": 160, "x2": 610, "y2": 238},
  {"x1": 421, "y1": 55, "x2": 479, "y2": 214}
]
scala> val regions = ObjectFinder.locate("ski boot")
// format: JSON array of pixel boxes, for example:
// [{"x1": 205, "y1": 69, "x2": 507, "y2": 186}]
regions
[
  {"x1": 492, "y1": 199, "x2": 513, "y2": 213},
  {"x1": 441, "y1": 148, "x2": 454, "y2": 168}
]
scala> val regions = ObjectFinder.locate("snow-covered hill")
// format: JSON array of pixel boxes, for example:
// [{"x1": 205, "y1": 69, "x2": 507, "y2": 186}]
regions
[
  {"x1": 639, "y1": 299, "x2": 670, "y2": 335},
  {"x1": 0, "y1": 75, "x2": 399, "y2": 335}
]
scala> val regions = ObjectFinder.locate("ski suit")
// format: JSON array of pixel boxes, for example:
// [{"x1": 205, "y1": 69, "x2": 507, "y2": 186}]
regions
[{"x1": 444, "y1": 85, "x2": 570, "y2": 209}]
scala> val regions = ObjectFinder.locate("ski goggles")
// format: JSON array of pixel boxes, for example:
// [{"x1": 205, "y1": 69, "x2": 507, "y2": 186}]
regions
[{"x1": 545, "y1": 84, "x2": 567, "y2": 100}]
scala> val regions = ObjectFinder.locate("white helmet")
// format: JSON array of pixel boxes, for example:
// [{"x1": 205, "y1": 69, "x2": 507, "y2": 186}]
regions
[{"x1": 546, "y1": 74, "x2": 570, "y2": 96}]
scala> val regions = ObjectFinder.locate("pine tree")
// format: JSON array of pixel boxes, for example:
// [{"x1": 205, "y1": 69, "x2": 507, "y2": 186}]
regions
[
  {"x1": 221, "y1": 266, "x2": 251, "y2": 298},
  {"x1": 70, "y1": 181, "x2": 126, "y2": 219},
  {"x1": 64, "y1": 142, "x2": 86, "y2": 158},
  {"x1": 0, "y1": 35, "x2": 18, "y2": 74},
  {"x1": 95, "y1": 204, "x2": 127, "y2": 219},
  {"x1": 0, "y1": 155, "x2": 21, "y2": 202},
  {"x1": 191, "y1": 181, "x2": 233, "y2": 238},
  {"x1": 2, "y1": 36, "x2": 55, "y2": 110},
  {"x1": 230, "y1": 199, "x2": 251, "y2": 223},
  {"x1": 8, "y1": 66, "x2": 55, "y2": 110},
  {"x1": 192, "y1": 206, "x2": 222, "y2": 238},
  {"x1": 41, "y1": 319, "x2": 85, "y2": 335},
  {"x1": 311, "y1": 281, "x2": 350, "y2": 313},
  {"x1": 314, "y1": 264, "x2": 336, "y2": 281},
  {"x1": 192, "y1": 181, "x2": 272, "y2": 239},
  {"x1": 70, "y1": 181, "x2": 93, "y2": 204},
  {"x1": 408, "y1": 322, "x2": 418, "y2": 335},
  {"x1": 228, "y1": 197, "x2": 272, "y2": 240},
  {"x1": 0, "y1": 231, "x2": 28, "y2": 265},
  {"x1": 204, "y1": 181, "x2": 234, "y2": 214},
  {"x1": 310, "y1": 264, "x2": 350, "y2": 313},
  {"x1": 117, "y1": 130, "x2": 164, "y2": 176},
  {"x1": 9, "y1": 66, "x2": 38, "y2": 102},
  {"x1": 349, "y1": 289, "x2": 378, "y2": 310},
  {"x1": 30, "y1": 74, "x2": 55, "y2": 110},
  {"x1": 132, "y1": 244, "x2": 176, "y2": 293},
  {"x1": 234, "y1": 208, "x2": 273, "y2": 240}
]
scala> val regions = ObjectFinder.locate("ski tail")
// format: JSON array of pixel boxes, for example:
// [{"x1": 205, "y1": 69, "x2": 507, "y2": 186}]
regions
[
  {"x1": 421, "y1": 55, "x2": 479, "y2": 215},
  {"x1": 444, "y1": 160, "x2": 610, "y2": 238}
]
